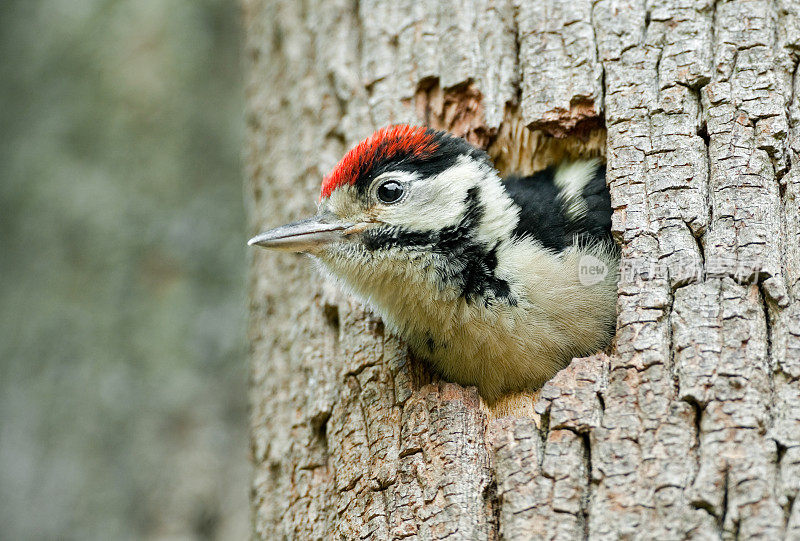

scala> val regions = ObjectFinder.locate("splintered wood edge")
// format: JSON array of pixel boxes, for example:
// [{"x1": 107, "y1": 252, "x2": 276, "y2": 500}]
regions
[
  {"x1": 412, "y1": 79, "x2": 607, "y2": 178},
  {"x1": 482, "y1": 389, "x2": 542, "y2": 422}
]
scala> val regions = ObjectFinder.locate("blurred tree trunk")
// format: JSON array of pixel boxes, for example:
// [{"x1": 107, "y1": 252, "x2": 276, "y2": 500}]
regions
[{"x1": 242, "y1": 0, "x2": 800, "y2": 538}]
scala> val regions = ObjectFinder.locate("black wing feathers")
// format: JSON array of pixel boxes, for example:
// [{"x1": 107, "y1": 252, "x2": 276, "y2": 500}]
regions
[{"x1": 503, "y1": 163, "x2": 612, "y2": 252}]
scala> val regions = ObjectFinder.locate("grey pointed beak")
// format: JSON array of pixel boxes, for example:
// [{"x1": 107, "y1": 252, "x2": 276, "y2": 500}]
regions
[{"x1": 248, "y1": 214, "x2": 355, "y2": 253}]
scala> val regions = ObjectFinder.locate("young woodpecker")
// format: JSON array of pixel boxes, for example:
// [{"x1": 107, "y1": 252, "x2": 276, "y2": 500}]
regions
[{"x1": 249, "y1": 125, "x2": 618, "y2": 404}]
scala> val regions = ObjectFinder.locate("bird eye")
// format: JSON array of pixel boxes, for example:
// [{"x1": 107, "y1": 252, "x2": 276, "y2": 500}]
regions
[{"x1": 376, "y1": 180, "x2": 404, "y2": 204}]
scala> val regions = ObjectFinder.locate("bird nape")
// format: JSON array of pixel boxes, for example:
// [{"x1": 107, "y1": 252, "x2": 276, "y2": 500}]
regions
[{"x1": 249, "y1": 125, "x2": 618, "y2": 404}]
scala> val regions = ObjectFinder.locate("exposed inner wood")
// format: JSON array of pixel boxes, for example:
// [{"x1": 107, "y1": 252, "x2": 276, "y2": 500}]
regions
[{"x1": 413, "y1": 78, "x2": 607, "y2": 177}]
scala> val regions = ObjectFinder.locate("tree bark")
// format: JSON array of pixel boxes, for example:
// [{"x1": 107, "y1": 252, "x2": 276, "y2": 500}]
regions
[{"x1": 243, "y1": 0, "x2": 800, "y2": 538}]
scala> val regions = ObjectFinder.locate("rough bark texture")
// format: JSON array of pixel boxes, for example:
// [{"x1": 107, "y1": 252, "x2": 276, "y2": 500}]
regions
[{"x1": 243, "y1": 0, "x2": 800, "y2": 538}]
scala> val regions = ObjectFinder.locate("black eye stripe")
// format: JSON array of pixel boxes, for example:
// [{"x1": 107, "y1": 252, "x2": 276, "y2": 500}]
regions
[{"x1": 376, "y1": 180, "x2": 404, "y2": 203}]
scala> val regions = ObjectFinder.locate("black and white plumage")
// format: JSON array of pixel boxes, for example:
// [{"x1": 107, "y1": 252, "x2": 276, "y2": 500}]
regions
[{"x1": 249, "y1": 126, "x2": 618, "y2": 404}]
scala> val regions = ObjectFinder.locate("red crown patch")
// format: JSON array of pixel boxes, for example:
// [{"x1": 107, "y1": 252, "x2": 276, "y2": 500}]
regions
[{"x1": 320, "y1": 125, "x2": 439, "y2": 199}]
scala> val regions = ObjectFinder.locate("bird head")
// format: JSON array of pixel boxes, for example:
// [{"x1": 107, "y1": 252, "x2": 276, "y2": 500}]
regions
[
  {"x1": 249, "y1": 125, "x2": 617, "y2": 403},
  {"x1": 249, "y1": 125, "x2": 518, "y2": 304}
]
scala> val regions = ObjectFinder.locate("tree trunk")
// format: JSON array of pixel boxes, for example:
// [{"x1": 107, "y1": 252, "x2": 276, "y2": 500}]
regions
[{"x1": 242, "y1": 0, "x2": 800, "y2": 538}]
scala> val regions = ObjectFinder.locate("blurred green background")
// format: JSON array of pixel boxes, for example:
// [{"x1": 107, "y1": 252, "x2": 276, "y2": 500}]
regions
[{"x1": 0, "y1": 0, "x2": 249, "y2": 538}]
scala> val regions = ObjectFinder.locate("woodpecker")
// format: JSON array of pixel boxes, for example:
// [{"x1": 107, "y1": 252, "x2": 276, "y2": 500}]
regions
[{"x1": 249, "y1": 125, "x2": 618, "y2": 404}]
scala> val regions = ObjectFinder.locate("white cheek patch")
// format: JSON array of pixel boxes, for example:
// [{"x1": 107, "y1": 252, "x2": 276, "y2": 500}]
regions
[
  {"x1": 376, "y1": 167, "x2": 467, "y2": 231},
  {"x1": 553, "y1": 159, "x2": 601, "y2": 222},
  {"x1": 376, "y1": 155, "x2": 518, "y2": 237}
]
